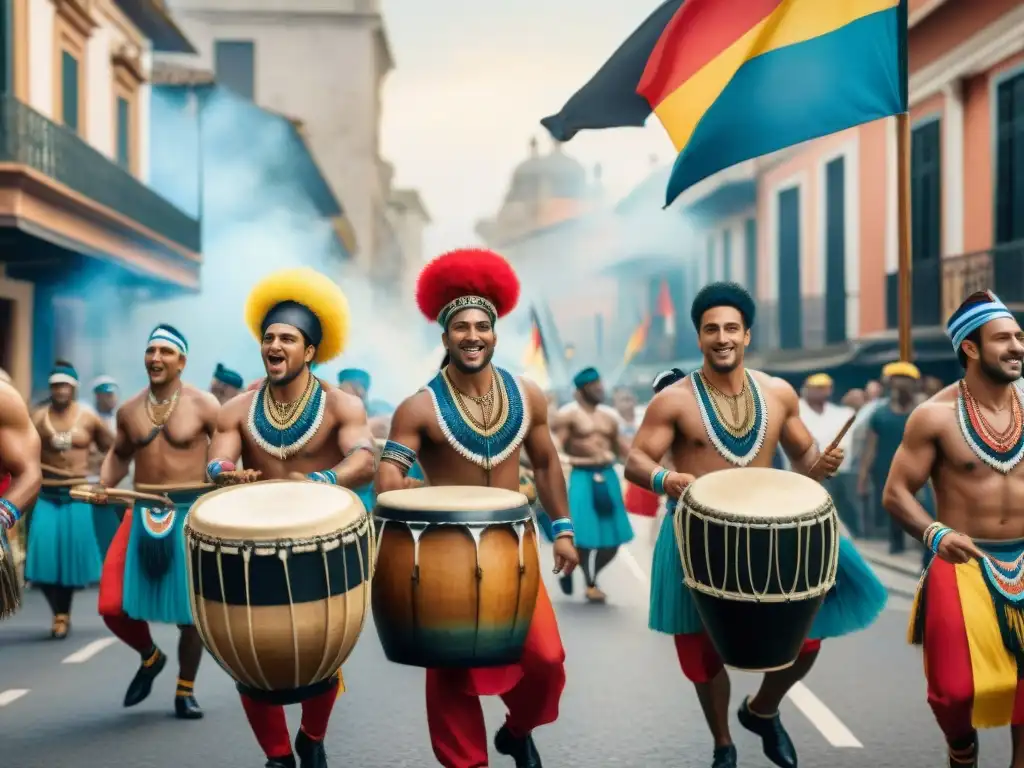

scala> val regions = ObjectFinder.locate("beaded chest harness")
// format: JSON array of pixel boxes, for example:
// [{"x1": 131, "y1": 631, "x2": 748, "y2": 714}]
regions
[
  {"x1": 957, "y1": 380, "x2": 1024, "y2": 474},
  {"x1": 691, "y1": 370, "x2": 768, "y2": 466},
  {"x1": 423, "y1": 366, "x2": 530, "y2": 470},
  {"x1": 246, "y1": 374, "x2": 325, "y2": 460}
]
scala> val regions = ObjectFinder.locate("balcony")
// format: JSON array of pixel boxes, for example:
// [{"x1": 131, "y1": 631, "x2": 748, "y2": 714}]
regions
[
  {"x1": 0, "y1": 95, "x2": 198, "y2": 251},
  {"x1": 885, "y1": 240, "x2": 1024, "y2": 329}
]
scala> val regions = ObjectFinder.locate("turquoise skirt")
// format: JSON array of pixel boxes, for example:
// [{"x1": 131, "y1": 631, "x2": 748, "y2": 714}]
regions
[
  {"x1": 353, "y1": 483, "x2": 375, "y2": 512},
  {"x1": 92, "y1": 504, "x2": 121, "y2": 558},
  {"x1": 123, "y1": 488, "x2": 206, "y2": 626},
  {"x1": 568, "y1": 466, "x2": 634, "y2": 549},
  {"x1": 534, "y1": 506, "x2": 555, "y2": 543},
  {"x1": 25, "y1": 487, "x2": 102, "y2": 588},
  {"x1": 649, "y1": 503, "x2": 888, "y2": 638}
]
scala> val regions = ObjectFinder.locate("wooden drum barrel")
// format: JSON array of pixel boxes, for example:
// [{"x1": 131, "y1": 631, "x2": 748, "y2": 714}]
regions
[
  {"x1": 372, "y1": 486, "x2": 539, "y2": 668},
  {"x1": 185, "y1": 480, "x2": 373, "y2": 704}
]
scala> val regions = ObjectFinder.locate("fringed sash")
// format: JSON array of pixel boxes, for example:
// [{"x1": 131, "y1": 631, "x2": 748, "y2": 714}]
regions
[{"x1": 979, "y1": 541, "x2": 1024, "y2": 665}]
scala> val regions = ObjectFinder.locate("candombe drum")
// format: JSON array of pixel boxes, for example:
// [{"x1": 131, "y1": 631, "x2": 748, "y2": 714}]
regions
[
  {"x1": 372, "y1": 486, "x2": 539, "y2": 668},
  {"x1": 185, "y1": 480, "x2": 373, "y2": 704},
  {"x1": 677, "y1": 467, "x2": 839, "y2": 671}
]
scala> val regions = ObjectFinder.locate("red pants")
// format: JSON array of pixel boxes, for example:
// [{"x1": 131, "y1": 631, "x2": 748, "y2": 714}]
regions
[
  {"x1": 625, "y1": 483, "x2": 659, "y2": 517},
  {"x1": 426, "y1": 581, "x2": 566, "y2": 768},
  {"x1": 240, "y1": 678, "x2": 342, "y2": 759},
  {"x1": 673, "y1": 632, "x2": 822, "y2": 683},
  {"x1": 96, "y1": 510, "x2": 158, "y2": 653}
]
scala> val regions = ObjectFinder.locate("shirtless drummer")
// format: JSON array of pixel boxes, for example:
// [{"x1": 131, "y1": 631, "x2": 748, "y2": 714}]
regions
[
  {"x1": 98, "y1": 324, "x2": 218, "y2": 719},
  {"x1": 553, "y1": 368, "x2": 633, "y2": 602},
  {"x1": 884, "y1": 291, "x2": 1024, "y2": 768},
  {"x1": 625, "y1": 282, "x2": 884, "y2": 768},
  {"x1": 207, "y1": 267, "x2": 375, "y2": 768},
  {"x1": 378, "y1": 247, "x2": 579, "y2": 768}
]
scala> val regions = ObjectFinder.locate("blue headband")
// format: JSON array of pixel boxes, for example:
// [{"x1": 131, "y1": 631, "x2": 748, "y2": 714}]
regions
[
  {"x1": 49, "y1": 364, "x2": 78, "y2": 387},
  {"x1": 213, "y1": 364, "x2": 243, "y2": 389},
  {"x1": 947, "y1": 292, "x2": 1014, "y2": 352},
  {"x1": 573, "y1": 367, "x2": 600, "y2": 389},
  {"x1": 92, "y1": 375, "x2": 118, "y2": 394},
  {"x1": 338, "y1": 368, "x2": 371, "y2": 391},
  {"x1": 149, "y1": 325, "x2": 188, "y2": 355}
]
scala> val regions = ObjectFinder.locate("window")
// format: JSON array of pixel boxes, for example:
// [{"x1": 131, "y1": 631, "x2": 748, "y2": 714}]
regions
[
  {"x1": 214, "y1": 40, "x2": 255, "y2": 100},
  {"x1": 824, "y1": 157, "x2": 847, "y2": 344},
  {"x1": 116, "y1": 96, "x2": 130, "y2": 168},
  {"x1": 910, "y1": 119, "x2": 941, "y2": 262},
  {"x1": 996, "y1": 71, "x2": 1024, "y2": 244},
  {"x1": 61, "y1": 50, "x2": 79, "y2": 132},
  {"x1": 777, "y1": 187, "x2": 802, "y2": 350}
]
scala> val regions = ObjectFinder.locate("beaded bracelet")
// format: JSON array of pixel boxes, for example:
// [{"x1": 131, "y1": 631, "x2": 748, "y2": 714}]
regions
[
  {"x1": 650, "y1": 467, "x2": 670, "y2": 495},
  {"x1": 550, "y1": 517, "x2": 575, "y2": 539},
  {"x1": 930, "y1": 526, "x2": 953, "y2": 555},
  {"x1": 0, "y1": 499, "x2": 21, "y2": 529},
  {"x1": 308, "y1": 470, "x2": 338, "y2": 485},
  {"x1": 206, "y1": 458, "x2": 236, "y2": 481},
  {"x1": 922, "y1": 521, "x2": 943, "y2": 547}
]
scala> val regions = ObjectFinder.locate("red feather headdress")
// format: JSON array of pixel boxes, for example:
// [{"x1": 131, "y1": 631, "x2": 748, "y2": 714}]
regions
[{"x1": 416, "y1": 248, "x2": 521, "y2": 326}]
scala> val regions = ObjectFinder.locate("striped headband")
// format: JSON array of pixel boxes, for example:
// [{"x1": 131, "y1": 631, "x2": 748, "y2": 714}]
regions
[
  {"x1": 437, "y1": 295, "x2": 497, "y2": 328},
  {"x1": 49, "y1": 364, "x2": 78, "y2": 388},
  {"x1": 92, "y1": 375, "x2": 118, "y2": 393},
  {"x1": 947, "y1": 292, "x2": 1014, "y2": 352},
  {"x1": 148, "y1": 326, "x2": 188, "y2": 355}
]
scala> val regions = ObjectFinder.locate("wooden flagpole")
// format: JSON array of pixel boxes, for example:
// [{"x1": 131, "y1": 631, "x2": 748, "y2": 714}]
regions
[{"x1": 896, "y1": 112, "x2": 913, "y2": 362}]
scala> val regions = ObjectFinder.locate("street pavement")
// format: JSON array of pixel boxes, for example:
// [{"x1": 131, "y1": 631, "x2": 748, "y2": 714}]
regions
[{"x1": 0, "y1": 527, "x2": 1010, "y2": 767}]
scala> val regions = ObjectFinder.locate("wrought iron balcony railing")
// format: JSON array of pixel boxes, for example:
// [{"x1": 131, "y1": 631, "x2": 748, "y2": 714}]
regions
[
  {"x1": 885, "y1": 240, "x2": 1024, "y2": 329},
  {"x1": 0, "y1": 94, "x2": 199, "y2": 252}
]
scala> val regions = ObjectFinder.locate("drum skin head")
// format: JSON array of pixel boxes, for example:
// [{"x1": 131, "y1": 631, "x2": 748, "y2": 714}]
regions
[
  {"x1": 188, "y1": 480, "x2": 364, "y2": 540},
  {"x1": 686, "y1": 467, "x2": 830, "y2": 519},
  {"x1": 376, "y1": 486, "x2": 528, "y2": 512}
]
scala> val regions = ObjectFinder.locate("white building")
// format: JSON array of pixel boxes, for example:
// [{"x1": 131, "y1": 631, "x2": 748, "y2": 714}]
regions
[{"x1": 159, "y1": 0, "x2": 420, "y2": 281}]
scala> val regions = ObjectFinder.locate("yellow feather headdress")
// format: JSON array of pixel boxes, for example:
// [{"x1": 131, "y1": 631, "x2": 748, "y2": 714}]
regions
[{"x1": 244, "y1": 267, "x2": 350, "y2": 363}]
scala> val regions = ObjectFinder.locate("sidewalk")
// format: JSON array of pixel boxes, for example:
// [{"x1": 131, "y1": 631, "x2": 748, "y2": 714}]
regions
[{"x1": 852, "y1": 537, "x2": 923, "y2": 579}]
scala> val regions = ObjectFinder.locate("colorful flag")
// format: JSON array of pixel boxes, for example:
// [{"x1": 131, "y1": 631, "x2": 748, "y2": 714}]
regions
[
  {"x1": 639, "y1": 0, "x2": 908, "y2": 205},
  {"x1": 623, "y1": 315, "x2": 650, "y2": 364},
  {"x1": 522, "y1": 309, "x2": 550, "y2": 388},
  {"x1": 540, "y1": 1, "x2": 685, "y2": 142},
  {"x1": 656, "y1": 280, "x2": 676, "y2": 338}
]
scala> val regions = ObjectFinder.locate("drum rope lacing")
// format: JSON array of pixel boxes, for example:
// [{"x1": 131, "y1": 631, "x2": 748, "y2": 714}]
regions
[
  {"x1": 673, "y1": 495, "x2": 839, "y2": 603},
  {"x1": 186, "y1": 515, "x2": 375, "y2": 691}
]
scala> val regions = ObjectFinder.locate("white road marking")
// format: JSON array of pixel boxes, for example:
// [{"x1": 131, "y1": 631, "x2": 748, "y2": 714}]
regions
[
  {"x1": 0, "y1": 689, "x2": 29, "y2": 706},
  {"x1": 619, "y1": 544, "x2": 864, "y2": 750},
  {"x1": 619, "y1": 546, "x2": 648, "y2": 585},
  {"x1": 786, "y1": 682, "x2": 863, "y2": 748},
  {"x1": 62, "y1": 637, "x2": 117, "y2": 664}
]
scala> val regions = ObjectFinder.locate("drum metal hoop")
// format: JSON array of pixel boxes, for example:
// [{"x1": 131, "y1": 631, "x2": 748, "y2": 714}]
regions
[{"x1": 681, "y1": 486, "x2": 834, "y2": 527}]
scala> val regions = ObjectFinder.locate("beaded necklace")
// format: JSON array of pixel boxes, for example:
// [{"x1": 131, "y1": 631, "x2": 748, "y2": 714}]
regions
[
  {"x1": 246, "y1": 373, "x2": 325, "y2": 460},
  {"x1": 957, "y1": 380, "x2": 1024, "y2": 474},
  {"x1": 691, "y1": 370, "x2": 767, "y2": 466},
  {"x1": 424, "y1": 365, "x2": 530, "y2": 470}
]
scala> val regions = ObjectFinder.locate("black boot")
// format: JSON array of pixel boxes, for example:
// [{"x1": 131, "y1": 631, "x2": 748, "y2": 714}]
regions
[
  {"x1": 174, "y1": 694, "x2": 204, "y2": 720},
  {"x1": 712, "y1": 744, "x2": 737, "y2": 768},
  {"x1": 295, "y1": 730, "x2": 327, "y2": 768},
  {"x1": 265, "y1": 757, "x2": 296, "y2": 768},
  {"x1": 737, "y1": 697, "x2": 797, "y2": 768},
  {"x1": 123, "y1": 648, "x2": 167, "y2": 707},
  {"x1": 947, "y1": 732, "x2": 977, "y2": 767},
  {"x1": 558, "y1": 573, "x2": 573, "y2": 596},
  {"x1": 494, "y1": 725, "x2": 542, "y2": 768}
]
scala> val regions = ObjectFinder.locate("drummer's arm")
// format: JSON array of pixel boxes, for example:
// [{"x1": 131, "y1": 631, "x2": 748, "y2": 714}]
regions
[
  {"x1": 624, "y1": 391, "x2": 679, "y2": 490},
  {"x1": 206, "y1": 397, "x2": 245, "y2": 479},
  {"x1": 522, "y1": 380, "x2": 571, "y2": 524},
  {"x1": 100, "y1": 409, "x2": 134, "y2": 488},
  {"x1": 0, "y1": 382, "x2": 41, "y2": 526},
  {"x1": 882, "y1": 406, "x2": 940, "y2": 541},
  {"x1": 376, "y1": 396, "x2": 424, "y2": 493},
  {"x1": 323, "y1": 392, "x2": 374, "y2": 489},
  {"x1": 776, "y1": 380, "x2": 822, "y2": 475}
]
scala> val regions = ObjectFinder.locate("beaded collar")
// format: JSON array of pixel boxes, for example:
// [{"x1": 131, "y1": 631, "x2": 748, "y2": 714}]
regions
[
  {"x1": 424, "y1": 366, "x2": 530, "y2": 470},
  {"x1": 691, "y1": 370, "x2": 767, "y2": 466},
  {"x1": 957, "y1": 380, "x2": 1024, "y2": 474},
  {"x1": 246, "y1": 376, "x2": 326, "y2": 460}
]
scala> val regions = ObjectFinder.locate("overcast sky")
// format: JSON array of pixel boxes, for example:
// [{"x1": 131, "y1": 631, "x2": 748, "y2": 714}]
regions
[{"x1": 379, "y1": 0, "x2": 673, "y2": 258}]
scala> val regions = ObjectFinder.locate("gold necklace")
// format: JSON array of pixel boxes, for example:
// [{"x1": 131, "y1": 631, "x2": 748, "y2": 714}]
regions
[
  {"x1": 700, "y1": 372, "x2": 754, "y2": 435},
  {"x1": 264, "y1": 373, "x2": 315, "y2": 430},
  {"x1": 146, "y1": 388, "x2": 180, "y2": 428},
  {"x1": 445, "y1": 369, "x2": 501, "y2": 430}
]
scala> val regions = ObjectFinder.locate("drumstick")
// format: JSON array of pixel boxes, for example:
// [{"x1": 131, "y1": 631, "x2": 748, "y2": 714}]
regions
[
  {"x1": 827, "y1": 413, "x2": 858, "y2": 451},
  {"x1": 70, "y1": 485, "x2": 173, "y2": 507}
]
